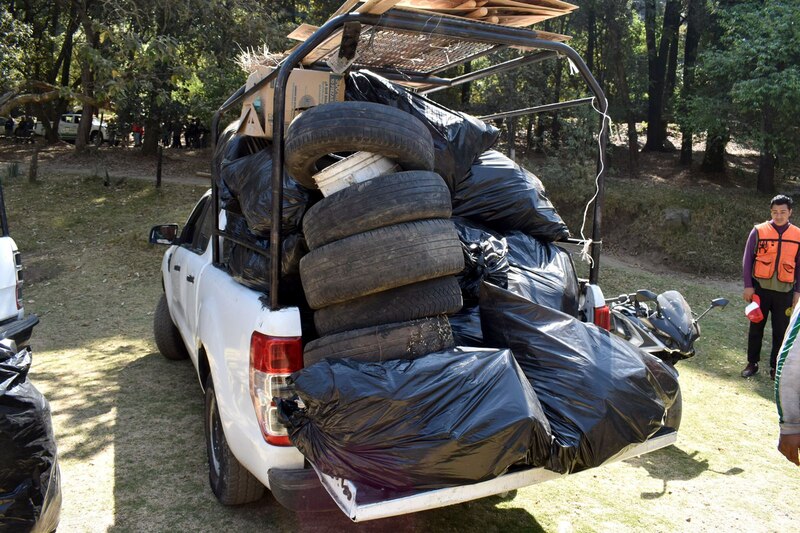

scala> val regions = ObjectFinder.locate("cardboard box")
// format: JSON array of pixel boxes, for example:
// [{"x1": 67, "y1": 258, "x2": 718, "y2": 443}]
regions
[{"x1": 238, "y1": 65, "x2": 345, "y2": 139}]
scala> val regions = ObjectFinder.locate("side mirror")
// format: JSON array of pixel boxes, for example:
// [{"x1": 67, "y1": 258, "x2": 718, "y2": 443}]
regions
[
  {"x1": 711, "y1": 298, "x2": 729, "y2": 309},
  {"x1": 635, "y1": 289, "x2": 658, "y2": 303},
  {"x1": 149, "y1": 224, "x2": 179, "y2": 245}
]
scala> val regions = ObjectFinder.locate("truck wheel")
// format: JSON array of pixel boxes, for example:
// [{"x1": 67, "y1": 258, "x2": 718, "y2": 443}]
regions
[
  {"x1": 304, "y1": 316, "x2": 454, "y2": 367},
  {"x1": 302, "y1": 171, "x2": 452, "y2": 250},
  {"x1": 314, "y1": 276, "x2": 463, "y2": 336},
  {"x1": 299, "y1": 219, "x2": 464, "y2": 309},
  {"x1": 91, "y1": 131, "x2": 103, "y2": 146},
  {"x1": 285, "y1": 102, "x2": 434, "y2": 189},
  {"x1": 205, "y1": 375, "x2": 266, "y2": 505},
  {"x1": 153, "y1": 294, "x2": 189, "y2": 360}
]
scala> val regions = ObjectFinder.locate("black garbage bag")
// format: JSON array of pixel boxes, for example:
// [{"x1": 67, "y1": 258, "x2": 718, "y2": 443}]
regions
[
  {"x1": 453, "y1": 218, "x2": 509, "y2": 307},
  {"x1": 505, "y1": 232, "x2": 580, "y2": 318},
  {"x1": 449, "y1": 306, "x2": 484, "y2": 347},
  {"x1": 219, "y1": 136, "x2": 316, "y2": 235},
  {"x1": 277, "y1": 347, "x2": 553, "y2": 490},
  {"x1": 453, "y1": 219, "x2": 578, "y2": 317},
  {"x1": 212, "y1": 120, "x2": 243, "y2": 210},
  {"x1": 346, "y1": 70, "x2": 499, "y2": 190},
  {"x1": 223, "y1": 210, "x2": 307, "y2": 301},
  {"x1": 0, "y1": 345, "x2": 61, "y2": 532},
  {"x1": 479, "y1": 283, "x2": 676, "y2": 474},
  {"x1": 453, "y1": 150, "x2": 570, "y2": 241}
]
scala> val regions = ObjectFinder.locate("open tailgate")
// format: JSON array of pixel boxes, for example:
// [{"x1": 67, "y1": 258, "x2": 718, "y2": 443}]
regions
[{"x1": 313, "y1": 431, "x2": 677, "y2": 522}]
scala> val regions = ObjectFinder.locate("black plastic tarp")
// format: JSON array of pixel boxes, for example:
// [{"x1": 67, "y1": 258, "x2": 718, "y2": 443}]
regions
[
  {"x1": 479, "y1": 283, "x2": 677, "y2": 474},
  {"x1": 0, "y1": 345, "x2": 61, "y2": 532},
  {"x1": 277, "y1": 347, "x2": 553, "y2": 490},
  {"x1": 217, "y1": 131, "x2": 315, "y2": 235},
  {"x1": 452, "y1": 150, "x2": 570, "y2": 241},
  {"x1": 346, "y1": 70, "x2": 499, "y2": 191}
]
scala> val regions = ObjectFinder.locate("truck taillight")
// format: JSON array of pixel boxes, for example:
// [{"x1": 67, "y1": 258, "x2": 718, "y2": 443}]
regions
[
  {"x1": 13, "y1": 250, "x2": 22, "y2": 310},
  {"x1": 249, "y1": 332, "x2": 302, "y2": 446},
  {"x1": 594, "y1": 305, "x2": 611, "y2": 331}
]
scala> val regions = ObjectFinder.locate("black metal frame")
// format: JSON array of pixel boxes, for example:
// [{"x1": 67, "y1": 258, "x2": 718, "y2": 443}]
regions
[{"x1": 211, "y1": 9, "x2": 608, "y2": 311}]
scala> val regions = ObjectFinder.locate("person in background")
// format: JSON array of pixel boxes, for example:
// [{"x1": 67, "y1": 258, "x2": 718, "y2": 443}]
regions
[
  {"x1": 774, "y1": 302, "x2": 800, "y2": 466},
  {"x1": 132, "y1": 122, "x2": 144, "y2": 147},
  {"x1": 742, "y1": 195, "x2": 800, "y2": 380}
]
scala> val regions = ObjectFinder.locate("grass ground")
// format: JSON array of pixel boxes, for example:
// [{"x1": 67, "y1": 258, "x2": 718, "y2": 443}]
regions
[{"x1": 4, "y1": 171, "x2": 799, "y2": 532}]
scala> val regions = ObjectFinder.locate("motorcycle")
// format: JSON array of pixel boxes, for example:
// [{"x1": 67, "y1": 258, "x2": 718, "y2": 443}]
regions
[{"x1": 607, "y1": 289, "x2": 728, "y2": 366}]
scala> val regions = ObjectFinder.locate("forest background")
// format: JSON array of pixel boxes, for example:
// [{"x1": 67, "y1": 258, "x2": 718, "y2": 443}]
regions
[{"x1": 1, "y1": 0, "x2": 798, "y2": 195}]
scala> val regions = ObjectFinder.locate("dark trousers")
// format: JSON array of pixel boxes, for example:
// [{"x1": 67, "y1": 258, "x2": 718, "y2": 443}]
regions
[{"x1": 747, "y1": 284, "x2": 793, "y2": 369}]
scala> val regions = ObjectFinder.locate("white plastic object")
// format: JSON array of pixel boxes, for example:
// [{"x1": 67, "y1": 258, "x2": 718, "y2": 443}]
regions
[{"x1": 312, "y1": 151, "x2": 399, "y2": 196}]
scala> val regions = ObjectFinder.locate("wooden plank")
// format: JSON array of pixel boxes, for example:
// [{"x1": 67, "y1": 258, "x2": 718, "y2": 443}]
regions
[
  {"x1": 332, "y1": 0, "x2": 361, "y2": 16},
  {"x1": 488, "y1": 0, "x2": 577, "y2": 11},
  {"x1": 493, "y1": 14, "x2": 552, "y2": 26},
  {"x1": 287, "y1": 23, "x2": 318, "y2": 41},
  {"x1": 485, "y1": 6, "x2": 567, "y2": 16},
  {"x1": 358, "y1": 0, "x2": 402, "y2": 14}
]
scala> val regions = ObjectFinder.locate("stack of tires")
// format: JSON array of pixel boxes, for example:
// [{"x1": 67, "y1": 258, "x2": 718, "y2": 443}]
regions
[{"x1": 285, "y1": 102, "x2": 466, "y2": 367}]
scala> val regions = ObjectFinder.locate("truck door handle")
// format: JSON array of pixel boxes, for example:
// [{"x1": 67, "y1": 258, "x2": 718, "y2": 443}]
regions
[
  {"x1": 173, "y1": 265, "x2": 181, "y2": 271},
  {"x1": 186, "y1": 275, "x2": 195, "y2": 283}
]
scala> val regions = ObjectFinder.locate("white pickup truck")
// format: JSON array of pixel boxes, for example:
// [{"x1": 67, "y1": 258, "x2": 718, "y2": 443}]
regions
[
  {"x1": 0, "y1": 183, "x2": 37, "y2": 346},
  {"x1": 148, "y1": 9, "x2": 679, "y2": 522},
  {"x1": 33, "y1": 112, "x2": 109, "y2": 146},
  {"x1": 149, "y1": 189, "x2": 677, "y2": 521}
]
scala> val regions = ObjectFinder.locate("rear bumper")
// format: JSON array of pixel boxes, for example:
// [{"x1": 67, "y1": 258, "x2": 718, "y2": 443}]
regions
[
  {"x1": 0, "y1": 314, "x2": 38, "y2": 346},
  {"x1": 268, "y1": 467, "x2": 338, "y2": 513}
]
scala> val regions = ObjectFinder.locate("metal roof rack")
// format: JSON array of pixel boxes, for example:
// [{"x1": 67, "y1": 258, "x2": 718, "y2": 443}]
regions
[{"x1": 212, "y1": 9, "x2": 608, "y2": 310}]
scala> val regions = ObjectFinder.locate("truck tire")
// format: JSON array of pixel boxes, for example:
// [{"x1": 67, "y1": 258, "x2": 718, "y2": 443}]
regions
[
  {"x1": 153, "y1": 294, "x2": 189, "y2": 361},
  {"x1": 91, "y1": 131, "x2": 103, "y2": 147},
  {"x1": 285, "y1": 102, "x2": 435, "y2": 189},
  {"x1": 205, "y1": 375, "x2": 266, "y2": 505},
  {"x1": 302, "y1": 171, "x2": 452, "y2": 250},
  {"x1": 303, "y1": 316, "x2": 454, "y2": 367},
  {"x1": 314, "y1": 276, "x2": 463, "y2": 336},
  {"x1": 299, "y1": 219, "x2": 464, "y2": 309}
]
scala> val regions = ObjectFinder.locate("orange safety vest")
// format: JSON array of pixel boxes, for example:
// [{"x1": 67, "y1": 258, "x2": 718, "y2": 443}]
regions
[{"x1": 753, "y1": 221, "x2": 800, "y2": 283}]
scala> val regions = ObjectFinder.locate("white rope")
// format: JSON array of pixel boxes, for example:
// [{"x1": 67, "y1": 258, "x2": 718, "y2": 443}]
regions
[{"x1": 578, "y1": 95, "x2": 611, "y2": 266}]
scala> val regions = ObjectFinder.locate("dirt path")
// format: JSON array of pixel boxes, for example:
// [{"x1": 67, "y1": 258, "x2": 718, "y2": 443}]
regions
[{"x1": 0, "y1": 141, "x2": 211, "y2": 186}]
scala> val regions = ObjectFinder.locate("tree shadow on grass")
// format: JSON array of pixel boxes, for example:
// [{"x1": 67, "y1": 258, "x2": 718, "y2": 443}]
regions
[
  {"x1": 107, "y1": 352, "x2": 544, "y2": 532},
  {"x1": 624, "y1": 445, "x2": 742, "y2": 500}
]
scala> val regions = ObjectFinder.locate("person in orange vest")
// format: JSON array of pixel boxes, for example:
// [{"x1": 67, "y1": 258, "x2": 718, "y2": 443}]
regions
[{"x1": 742, "y1": 195, "x2": 800, "y2": 379}]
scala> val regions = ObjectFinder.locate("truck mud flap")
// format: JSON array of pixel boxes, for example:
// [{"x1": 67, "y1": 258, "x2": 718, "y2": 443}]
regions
[{"x1": 313, "y1": 431, "x2": 677, "y2": 523}]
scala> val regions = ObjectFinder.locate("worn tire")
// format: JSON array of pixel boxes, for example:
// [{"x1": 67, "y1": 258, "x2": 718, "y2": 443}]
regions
[
  {"x1": 304, "y1": 316, "x2": 454, "y2": 367},
  {"x1": 205, "y1": 375, "x2": 266, "y2": 505},
  {"x1": 285, "y1": 102, "x2": 435, "y2": 188},
  {"x1": 153, "y1": 294, "x2": 189, "y2": 360},
  {"x1": 314, "y1": 276, "x2": 463, "y2": 336},
  {"x1": 302, "y1": 171, "x2": 452, "y2": 250},
  {"x1": 299, "y1": 219, "x2": 464, "y2": 309}
]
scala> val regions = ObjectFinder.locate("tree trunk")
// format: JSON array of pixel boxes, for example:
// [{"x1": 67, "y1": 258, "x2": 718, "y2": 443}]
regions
[
  {"x1": 525, "y1": 117, "x2": 533, "y2": 154},
  {"x1": 460, "y1": 61, "x2": 472, "y2": 106},
  {"x1": 587, "y1": 5, "x2": 596, "y2": 74},
  {"x1": 680, "y1": 0, "x2": 705, "y2": 165},
  {"x1": 74, "y1": 65, "x2": 94, "y2": 152},
  {"x1": 643, "y1": 0, "x2": 681, "y2": 152},
  {"x1": 142, "y1": 118, "x2": 161, "y2": 156},
  {"x1": 756, "y1": 106, "x2": 776, "y2": 193},
  {"x1": 701, "y1": 129, "x2": 728, "y2": 173},
  {"x1": 551, "y1": 61, "x2": 563, "y2": 149}
]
